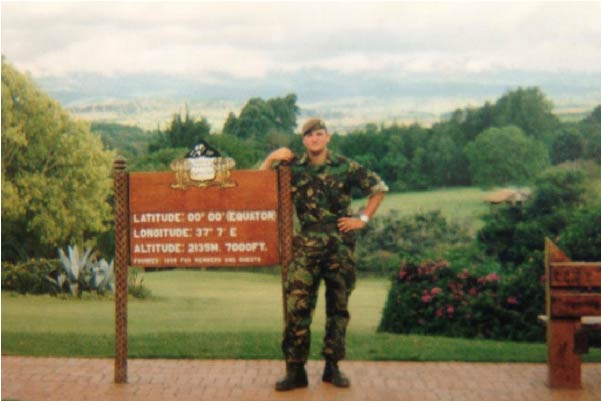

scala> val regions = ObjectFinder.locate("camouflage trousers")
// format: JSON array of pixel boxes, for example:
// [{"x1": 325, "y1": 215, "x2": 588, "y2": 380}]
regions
[{"x1": 282, "y1": 229, "x2": 357, "y2": 363}]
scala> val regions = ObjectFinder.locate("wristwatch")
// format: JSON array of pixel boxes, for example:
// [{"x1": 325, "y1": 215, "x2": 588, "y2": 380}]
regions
[{"x1": 359, "y1": 214, "x2": 370, "y2": 224}]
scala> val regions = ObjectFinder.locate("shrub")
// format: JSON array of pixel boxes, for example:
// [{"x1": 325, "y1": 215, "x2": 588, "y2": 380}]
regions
[
  {"x1": 1, "y1": 259, "x2": 61, "y2": 294},
  {"x1": 355, "y1": 251, "x2": 402, "y2": 276},
  {"x1": 128, "y1": 268, "x2": 152, "y2": 299},
  {"x1": 356, "y1": 210, "x2": 471, "y2": 275},
  {"x1": 47, "y1": 245, "x2": 114, "y2": 297},
  {"x1": 378, "y1": 259, "x2": 544, "y2": 342},
  {"x1": 559, "y1": 202, "x2": 601, "y2": 261},
  {"x1": 478, "y1": 166, "x2": 587, "y2": 268}
]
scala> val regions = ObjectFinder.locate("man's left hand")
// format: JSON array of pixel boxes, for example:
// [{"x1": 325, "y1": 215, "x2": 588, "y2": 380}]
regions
[{"x1": 337, "y1": 217, "x2": 366, "y2": 232}]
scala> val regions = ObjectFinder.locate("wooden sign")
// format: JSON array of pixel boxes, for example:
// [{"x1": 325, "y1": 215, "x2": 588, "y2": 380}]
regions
[
  {"x1": 129, "y1": 170, "x2": 280, "y2": 267},
  {"x1": 550, "y1": 262, "x2": 601, "y2": 288},
  {"x1": 113, "y1": 157, "x2": 293, "y2": 383},
  {"x1": 550, "y1": 292, "x2": 601, "y2": 317}
]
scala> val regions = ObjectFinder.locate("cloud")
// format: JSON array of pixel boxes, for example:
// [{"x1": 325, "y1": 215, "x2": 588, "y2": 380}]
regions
[{"x1": 2, "y1": 1, "x2": 601, "y2": 78}]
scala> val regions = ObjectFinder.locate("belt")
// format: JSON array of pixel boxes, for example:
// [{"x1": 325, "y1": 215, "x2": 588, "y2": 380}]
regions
[{"x1": 301, "y1": 221, "x2": 339, "y2": 233}]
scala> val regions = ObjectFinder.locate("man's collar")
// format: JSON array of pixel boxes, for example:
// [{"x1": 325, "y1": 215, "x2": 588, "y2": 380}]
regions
[{"x1": 299, "y1": 151, "x2": 339, "y2": 166}]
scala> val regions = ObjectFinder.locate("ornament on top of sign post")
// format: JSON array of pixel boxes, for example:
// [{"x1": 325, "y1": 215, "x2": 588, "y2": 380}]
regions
[{"x1": 170, "y1": 140, "x2": 237, "y2": 190}]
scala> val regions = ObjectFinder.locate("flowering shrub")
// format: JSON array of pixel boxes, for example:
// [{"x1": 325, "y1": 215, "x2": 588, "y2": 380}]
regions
[{"x1": 378, "y1": 259, "x2": 545, "y2": 341}]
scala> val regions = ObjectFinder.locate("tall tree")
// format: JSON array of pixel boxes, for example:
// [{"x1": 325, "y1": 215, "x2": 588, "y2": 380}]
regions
[
  {"x1": 222, "y1": 93, "x2": 299, "y2": 139},
  {"x1": 465, "y1": 126, "x2": 550, "y2": 187},
  {"x1": 149, "y1": 109, "x2": 211, "y2": 152},
  {"x1": 1, "y1": 60, "x2": 113, "y2": 260},
  {"x1": 492, "y1": 87, "x2": 560, "y2": 143}
]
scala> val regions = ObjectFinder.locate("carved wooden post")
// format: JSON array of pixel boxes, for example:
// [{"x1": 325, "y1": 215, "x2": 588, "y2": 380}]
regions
[
  {"x1": 544, "y1": 238, "x2": 580, "y2": 389},
  {"x1": 113, "y1": 156, "x2": 129, "y2": 383},
  {"x1": 278, "y1": 165, "x2": 293, "y2": 324}
]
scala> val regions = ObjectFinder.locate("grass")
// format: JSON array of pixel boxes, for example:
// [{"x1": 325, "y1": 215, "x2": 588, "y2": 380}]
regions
[
  {"x1": 3, "y1": 270, "x2": 600, "y2": 362},
  {"x1": 352, "y1": 187, "x2": 494, "y2": 234}
]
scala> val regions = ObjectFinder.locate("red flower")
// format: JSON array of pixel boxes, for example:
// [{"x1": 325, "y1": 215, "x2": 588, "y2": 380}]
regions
[
  {"x1": 435, "y1": 308, "x2": 443, "y2": 318},
  {"x1": 458, "y1": 269, "x2": 469, "y2": 279},
  {"x1": 430, "y1": 287, "x2": 443, "y2": 296},
  {"x1": 421, "y1": 294, "x2": 432, "y2": 303},
  {"x1": 506, "y1": 296, "x2": 518, "y2": 305},
  {"x1": 468, "y1": 288, "x2": 478, "y2": 296},
  {"x1": 486, "y1": 273, "x2": 500, "y2": 282},
  {"x1": 446, "y1": 305, "x2": 455, "y2": 314}
]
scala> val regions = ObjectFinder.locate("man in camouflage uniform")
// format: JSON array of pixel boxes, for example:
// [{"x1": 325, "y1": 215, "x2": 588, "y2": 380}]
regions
[{"x1": 261, "y1": 118, "x2": 388, "y2": 391}]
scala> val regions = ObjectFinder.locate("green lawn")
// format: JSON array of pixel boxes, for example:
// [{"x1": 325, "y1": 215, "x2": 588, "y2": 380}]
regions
[
  {"x1": 3, "y1": 270, "x2": 600, "y2": 362},
  {"x1": 353, "y1": 187, "x2": 494, "y2": 234}
]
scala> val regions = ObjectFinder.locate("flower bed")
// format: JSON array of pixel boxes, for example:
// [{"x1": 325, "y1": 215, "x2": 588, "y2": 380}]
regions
[{"x1": 379, "y1": 259, "x2": 545, "y2": 341}]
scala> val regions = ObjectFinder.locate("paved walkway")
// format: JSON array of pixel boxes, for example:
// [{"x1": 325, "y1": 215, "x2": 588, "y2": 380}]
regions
[{"x1": 2, "y1": 356, "x2": 601, "y2": 401}]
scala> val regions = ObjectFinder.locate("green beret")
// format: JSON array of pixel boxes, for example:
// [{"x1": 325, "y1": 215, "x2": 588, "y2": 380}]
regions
[{"x1": 301, "y1": 118, "x2": 327, "y2": 136}]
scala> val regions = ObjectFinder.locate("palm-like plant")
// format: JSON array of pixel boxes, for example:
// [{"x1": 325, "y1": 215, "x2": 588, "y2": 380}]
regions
[{"x1": 51, "y1": 245, "x2": 114, "y2": 296}]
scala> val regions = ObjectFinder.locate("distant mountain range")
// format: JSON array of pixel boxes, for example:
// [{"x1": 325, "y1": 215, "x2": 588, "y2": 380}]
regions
[{"x1": 34, "y1": 68, "x2": 601, "y2": 132}]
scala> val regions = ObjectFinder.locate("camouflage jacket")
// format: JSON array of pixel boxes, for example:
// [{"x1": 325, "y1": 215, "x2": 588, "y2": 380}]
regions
[{"x1": 290, "y1": 151, "x2": 388, "y2": 230}]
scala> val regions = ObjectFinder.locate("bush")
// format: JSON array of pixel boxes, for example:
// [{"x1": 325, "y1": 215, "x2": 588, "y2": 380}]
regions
[
  {"x1": 378, "y1": 259, "x2": 544, "y2": 342},
  {"x1": 1, "y1": 259, "x2": 61, "y2": 294},
  {"x1": 559, "y1": 202, "x2": 601, "y2": 261},
  {"x1": 48, "y1": 245, "x2": 114, "y2": 297},
  {"x1": 355, "y1": 251, "x2": 402, "y2": 276},
  {"x1": 356, "y1": 210, "x2": 471, "y2": 275},
  {"x1": 128, "y1": 268, "x2": 152, "y2": 299},
  {"x1": 478, "y1": 166, "x2": 588, "y2": 267}
]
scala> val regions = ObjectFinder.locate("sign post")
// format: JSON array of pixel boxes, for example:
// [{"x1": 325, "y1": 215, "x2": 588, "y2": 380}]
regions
[
  {"x1": 112, "y1": 156, "x2": 293, "y2": 383},
  {"x1": 113, "y1": 156, "x2": 129, "y2": 384}
]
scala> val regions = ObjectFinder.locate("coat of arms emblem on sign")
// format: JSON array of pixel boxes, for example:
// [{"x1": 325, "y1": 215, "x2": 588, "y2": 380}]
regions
[{"x1": 170, "y1": 141, "x2": 236, "y2": 190}]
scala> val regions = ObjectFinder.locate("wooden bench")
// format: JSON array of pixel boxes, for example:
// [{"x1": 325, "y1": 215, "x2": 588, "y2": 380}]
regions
[{"x1": 541, "y1": 238, "x2": 601, "y2": 389}]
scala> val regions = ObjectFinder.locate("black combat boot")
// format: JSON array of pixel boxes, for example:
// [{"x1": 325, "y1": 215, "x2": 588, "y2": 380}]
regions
[
  {"x1": 322, "y1": 360, "x2": 350, "y2": 387},
  {"x1": 275, "y1": 362, "x2": 308, "y2": 391}
]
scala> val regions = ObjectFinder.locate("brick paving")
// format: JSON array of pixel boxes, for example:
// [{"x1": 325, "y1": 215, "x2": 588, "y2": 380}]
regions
[{"x1": 2, "y1": 356, "x2": 601, "y2": 401}]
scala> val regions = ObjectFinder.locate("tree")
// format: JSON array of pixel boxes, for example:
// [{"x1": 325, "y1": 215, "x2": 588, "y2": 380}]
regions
[
  {"x1": 429, "y1": 122, "x2": 471, "y2": 186},
  {"x1": 148, "y1": 109, "x2": 211, "y2": 152},
  {"x1": 222, "y1": 93, "x2": 299, "y2": 140},
  {"x1": 491, "y1": 87, "x2": 560, "y2": 144},
  {"x1": 91, "y1": 121, "x2": 150, "y2": 158},
  {"x1": 1, "y1": 60, "x2": 113, "y2": 260},
  {"x1": 581, "y1": 105, "x2": 601, "y2": 163},
  {"x1": 465, "y1": 126, "x2": 550, "y2": 187},
  {"x1": 550, "y1": 126, "x2": 584, "y2": 164}
]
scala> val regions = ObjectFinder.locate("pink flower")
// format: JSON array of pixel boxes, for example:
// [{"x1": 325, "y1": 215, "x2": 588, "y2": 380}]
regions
[
  {"x1": 458, "y1": 269, "x2": 469, "y2": 279},
  {"x1": 435, "y1": 308, "x2": 443, "y2": 318},
  {"x1": 507, "y1": 297, "x2": 518, "y2": 305},
  {"x1": 468, "y1": 288, "x2": 478, "y2": 296},
  {"x1": 446, "y1": 305, "x2": 455, "y2": 314},
  {"x1": 430, "y1": 287, "x2": 443, "y2": 296},
  {"x1": 398, "y1": 271, "x2": 407, "y2": 280},
  {"x1": 486, "y1": 273, "x2": 500, "y2": 282},
  {"x1": 421, "y1": 294, "x2": 432, "y2": 303}
]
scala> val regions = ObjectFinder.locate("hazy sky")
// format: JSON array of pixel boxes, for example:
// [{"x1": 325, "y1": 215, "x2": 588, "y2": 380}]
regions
[{"x1": 2, "y1": 1, "x2": 601, "y2": 79}]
